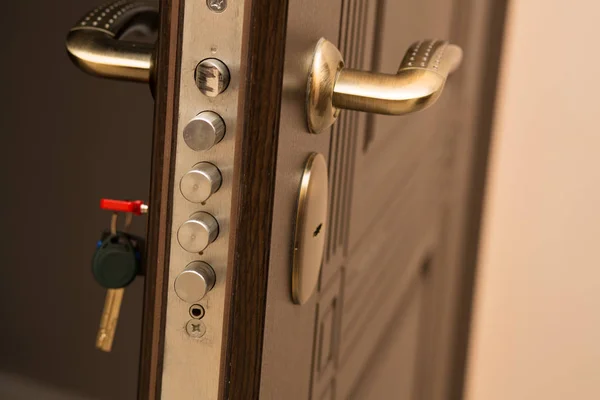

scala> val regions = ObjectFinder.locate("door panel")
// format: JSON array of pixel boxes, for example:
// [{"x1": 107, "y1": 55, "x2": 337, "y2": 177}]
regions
[
  {"x1": 349, "y1": 0, "x2": 455, "y2": 253},
  {"x1": 350, "y1": 278, "x2": 424, "y2": 400},
  {"x1": 259, "y1": 0, "x2": 503, "y2": 399},
  {"x1": 256, "y1": 0, "x2": 341, "y2": 398},
  {"x1": 336, "y1": 1, "x2": 458, "y2": 397}
]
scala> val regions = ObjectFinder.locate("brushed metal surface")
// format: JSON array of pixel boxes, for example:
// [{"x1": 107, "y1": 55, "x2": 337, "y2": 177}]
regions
[
  {"x1": 180, "y1": 162, "x2": 222, "y2": 203},
  {"x1": 177, "y1": 211, "x2": 219, "y2": 253},
  {"x1": 174, "y1": 261, "x2": 216, "y2": 303},
  {"x1": 182, "y1": 111, "x2": 226, "y2": 151},
  {"x1": 160, "y1": 0, "x2": 246, "y2": 397},
  {"x1": 185, "y1": 319, "x2": 207, "y2": 338}
]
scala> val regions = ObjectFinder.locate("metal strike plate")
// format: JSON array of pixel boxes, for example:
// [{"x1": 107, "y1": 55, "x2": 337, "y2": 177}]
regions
[{"x1": 159, "y1": 0, "x2": 246, "y2": 399}]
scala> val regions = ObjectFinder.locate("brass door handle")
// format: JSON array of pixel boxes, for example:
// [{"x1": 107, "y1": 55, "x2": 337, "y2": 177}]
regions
[
  {"x1": 66, "y1": 0, "x2": 158, "y2": 83},
  {"x1": 306, "y1": 38, "x2": 463, "y2": 133}
]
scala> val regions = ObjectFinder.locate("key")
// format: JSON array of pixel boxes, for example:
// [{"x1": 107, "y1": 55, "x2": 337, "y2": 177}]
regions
[
  {"x1": 92, "y1": 210, "x2": 141, "y2": 352},
  {"x1": 96, "y1": 288, "x2": 125, "y2": 351}
]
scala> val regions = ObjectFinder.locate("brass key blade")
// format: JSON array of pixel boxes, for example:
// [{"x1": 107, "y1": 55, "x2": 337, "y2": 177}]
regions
[{"x1": 96, "y1": 288, "x2": 125, "y2": 352}]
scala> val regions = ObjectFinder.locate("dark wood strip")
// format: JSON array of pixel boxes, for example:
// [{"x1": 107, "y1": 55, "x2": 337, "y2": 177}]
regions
[
  {"x1": 222, "y1": 0, "x2": 291, "y2": 398},
  {"x1": 137, "y1": 0, "x2": 184, "y2": 398}
]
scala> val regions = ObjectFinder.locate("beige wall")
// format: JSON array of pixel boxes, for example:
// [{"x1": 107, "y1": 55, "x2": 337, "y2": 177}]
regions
[{"x1": 465, "y1": 1, "x2": 600, "y2": 399}]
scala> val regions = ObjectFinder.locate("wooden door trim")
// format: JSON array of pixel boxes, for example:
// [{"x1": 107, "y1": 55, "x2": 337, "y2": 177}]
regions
[
  {"x1": 138, "y1": 0, "x2": 184, "y2": 398},
  {"x1": 221, "y1": 0, "x2": 291, "y2": 398}
]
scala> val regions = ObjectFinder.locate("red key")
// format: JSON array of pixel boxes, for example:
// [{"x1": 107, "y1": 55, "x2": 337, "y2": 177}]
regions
[{"x1": 100, "y1": 199, "x2": 148, "y2": 215}]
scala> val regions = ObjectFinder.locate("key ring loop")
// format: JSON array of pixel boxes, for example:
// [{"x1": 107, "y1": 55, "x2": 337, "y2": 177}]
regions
[{"x1": 110, "y1": 212, "x2": 133, "y2": 235}]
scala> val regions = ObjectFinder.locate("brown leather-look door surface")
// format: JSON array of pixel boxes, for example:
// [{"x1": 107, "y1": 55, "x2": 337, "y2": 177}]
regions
[{"x1": 258, "y1": 0, "x2": 507, "y2": 399}]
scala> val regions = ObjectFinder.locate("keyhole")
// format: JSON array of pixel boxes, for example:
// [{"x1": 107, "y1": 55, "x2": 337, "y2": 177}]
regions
[{"x1": 313, "y1": 223, "x2": 323, "y2": 237}]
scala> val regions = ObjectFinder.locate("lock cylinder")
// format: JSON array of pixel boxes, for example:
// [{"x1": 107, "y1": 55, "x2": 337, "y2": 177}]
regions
[
  {"x1": 177, "y1": 212, "x2": 219, "y2": 253},
  {"x1": 174, "y1": 261, "x2": 216, "y2": 303}
]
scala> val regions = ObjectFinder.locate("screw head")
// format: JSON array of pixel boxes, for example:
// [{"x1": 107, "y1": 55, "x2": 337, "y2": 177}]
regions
[
  {"x1": 185, "y1": 319, "x2": 207, "y2": 338},
  {"x1": 206, "y1": 0, "x2": 227, "y2": 13}
]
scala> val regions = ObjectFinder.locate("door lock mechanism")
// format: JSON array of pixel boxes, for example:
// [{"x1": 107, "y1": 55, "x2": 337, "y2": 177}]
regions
[
  {"x1": 306, "y1": 38, "x2": 464, "y2": 133},
  {"x1": 66, "y1": 0, "x2": 158, "y2": 83}
]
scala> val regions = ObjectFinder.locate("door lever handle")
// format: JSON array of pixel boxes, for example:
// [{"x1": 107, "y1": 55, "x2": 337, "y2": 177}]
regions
[
  {"x1": 66, "y1": 0, "x2": 158, "y2": 83},
  {"x1": 306, "y1": 38, "x2": 463, "y2": 133}
]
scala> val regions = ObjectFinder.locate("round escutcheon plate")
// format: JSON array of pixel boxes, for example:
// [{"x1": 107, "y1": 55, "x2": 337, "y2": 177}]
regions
[{"x1": 292, "y1": 152, "x2": 329, "y2": 305}]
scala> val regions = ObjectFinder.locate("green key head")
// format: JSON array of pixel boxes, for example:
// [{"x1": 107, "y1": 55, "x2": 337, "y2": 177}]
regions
[{"x1": 92, "y1": 233, "x2": 139, "y2": 289}]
